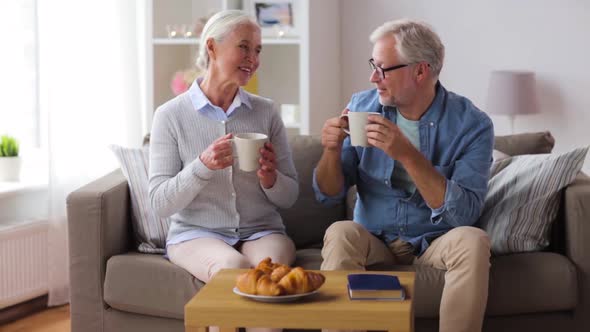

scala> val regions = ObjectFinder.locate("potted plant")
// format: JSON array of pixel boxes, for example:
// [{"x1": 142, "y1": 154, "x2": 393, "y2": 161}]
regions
[{"x1": 0, "y1": 135, "x2": 21, "y2": 181}]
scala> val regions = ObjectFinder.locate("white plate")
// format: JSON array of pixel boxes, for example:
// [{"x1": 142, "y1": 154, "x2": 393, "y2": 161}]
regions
[{"x1": 232, "y1": 287, "x2": 320, "y2": 303}]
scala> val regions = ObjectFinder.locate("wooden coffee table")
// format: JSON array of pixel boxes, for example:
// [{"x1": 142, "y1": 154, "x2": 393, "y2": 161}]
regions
[{"x1": 185, "y1": 269, "x2": 415, "y2": 332}]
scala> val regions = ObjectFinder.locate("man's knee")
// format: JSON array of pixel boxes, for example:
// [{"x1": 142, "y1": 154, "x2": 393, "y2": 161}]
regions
[
  {"x1": 321, "y1": 220, "x2": 371, "y2": 270},
  {"x1": 324, "y1": 220, "x2": 365, "y2": 242},
  {"x1": 453, "y1": 226, "x2": 491, "y2": 257}
]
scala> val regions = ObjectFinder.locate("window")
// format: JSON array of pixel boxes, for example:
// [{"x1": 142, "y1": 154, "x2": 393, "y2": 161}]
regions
[{"x1": 0, "y1": 0, "x2": 39, "y2": 147}]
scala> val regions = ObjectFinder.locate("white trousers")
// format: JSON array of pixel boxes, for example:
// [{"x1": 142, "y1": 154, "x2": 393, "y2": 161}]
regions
[{"x1": 168, "y1": 233, "x2": 296, "y2": 332}]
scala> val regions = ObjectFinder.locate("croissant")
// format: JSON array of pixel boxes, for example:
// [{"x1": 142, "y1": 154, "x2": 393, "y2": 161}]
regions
[
  {"x1": 270, "y1": 264, "x2": 292, "y2": 282},
  {"x1": 256, "y1": 257, "x2": 292, "y2": 281},
  {"x1": 278, "y1": 267, "x2": 326, "y2": 294},
  {"x1": 256, "y1": 257, "x2": 280, "y2": 275},
  {"x1": 237, "y1": 258, "x2": 325, "y2": 296},
  {"x1": 236, "y1": 269, "x2": 264, "y2": 295},
  {"x1": 236, "y1": 269, "x2": 285, "y2": 296},
  {"x1": 256, "y1": 274, "x2": 284, "y2": 296}
]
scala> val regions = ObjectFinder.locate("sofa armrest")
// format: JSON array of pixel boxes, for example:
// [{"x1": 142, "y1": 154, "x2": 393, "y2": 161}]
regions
[
  {"x1": 66, "y1": 169, "x2": 131, "y2": 331},
  {"x1": 563, "y1": 172, "x2": 590, "y2": 325}
]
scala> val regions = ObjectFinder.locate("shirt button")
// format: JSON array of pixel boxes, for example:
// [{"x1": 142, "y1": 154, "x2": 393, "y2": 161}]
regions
[
  {"x1": 221, "y1": 120, "x2": 226, "y2": 124},
  {"x1": 429, "y1": 122, "x2": 434, "y2": 127},
  {"x1": 385, "y1": 180, "x2": 389, "y2": 185},
  {"x1": 231, "y1": 192, "x2": 236, "y2": 197}
]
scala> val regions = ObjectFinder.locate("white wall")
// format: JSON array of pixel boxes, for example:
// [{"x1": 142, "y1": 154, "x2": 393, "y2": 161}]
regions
[
  {"x1": 340, "y1": 0, "x2": 590, "y2": 173},
  {"x1": 309, "y1": 0, "x2": 342, "y2": 134}
]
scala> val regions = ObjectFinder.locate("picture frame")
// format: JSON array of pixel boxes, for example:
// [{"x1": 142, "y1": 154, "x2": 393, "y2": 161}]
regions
[{"x1": 244, "y1": 0, "x2": 299, "y2": 38}]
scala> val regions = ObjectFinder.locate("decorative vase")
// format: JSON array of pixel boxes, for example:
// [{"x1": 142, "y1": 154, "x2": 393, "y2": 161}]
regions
[{"x1": 0, "y1": 156, "x2": 22, "y2": 181}]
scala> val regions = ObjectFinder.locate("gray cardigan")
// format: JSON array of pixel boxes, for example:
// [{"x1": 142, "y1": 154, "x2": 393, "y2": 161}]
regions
[{"x1": 148, "y1": 91, "x2": 298, "y2": 240}]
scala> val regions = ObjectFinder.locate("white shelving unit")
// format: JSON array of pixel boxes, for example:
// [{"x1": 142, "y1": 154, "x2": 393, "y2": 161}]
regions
[{"x1": 145, "y1": 0, "x2": 341, "y2": 136}]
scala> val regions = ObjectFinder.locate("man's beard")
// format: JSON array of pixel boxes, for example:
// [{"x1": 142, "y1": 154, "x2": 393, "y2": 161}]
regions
[{"x1": 379, "y1": 96, "x2": 398, "y2": 108}]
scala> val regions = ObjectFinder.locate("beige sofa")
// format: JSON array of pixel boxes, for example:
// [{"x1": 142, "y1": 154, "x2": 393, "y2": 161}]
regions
[{"x1": 67, "y1": 132, "x2": 590, "y2": 332}]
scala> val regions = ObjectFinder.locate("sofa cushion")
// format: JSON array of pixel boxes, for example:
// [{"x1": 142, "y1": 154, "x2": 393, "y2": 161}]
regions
[
  {"x1": 293, "y1": 249, "x2": 577, "y2": 317},
  {"x1": 294, "y1": 248, "x2": 324, "y2": 270},
  {"x1": 110, "y1": 145, "x2": 170, "y2": 253},
  {"x1": 280, "y1": 135, "x2": 346, "y2": 248},
  {"x1": 414, "y1": 252, "x2": 577, "y2": 317},
  {"x1": 478, "y1": 147, "x2": 588, "y2": 255},
  {"x1": 104, "y1": 250, "x2": 577, "y2": 320},
  {"x1": 485, "y1": 252, "x2": 577, "y2": 316},
  {"x1": 104, "y1": 253, "x2": 203, "y2": 319},
  {"x1": 492, "y1": 149, "x2": 510, "y2": 162},
  {"x1": 494, "y1": 131, "x2": 555, "y2": 156}
]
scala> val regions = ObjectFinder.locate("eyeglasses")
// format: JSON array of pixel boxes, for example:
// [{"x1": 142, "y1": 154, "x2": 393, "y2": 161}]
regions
[{"x1": 368, "y1": 58, "x2": 408, "y2": 80}]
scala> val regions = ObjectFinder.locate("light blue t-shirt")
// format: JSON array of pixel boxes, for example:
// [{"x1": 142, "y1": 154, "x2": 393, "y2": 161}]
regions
[{"x1": 390, "y1": 113, "x2": 420, "y2": 194}]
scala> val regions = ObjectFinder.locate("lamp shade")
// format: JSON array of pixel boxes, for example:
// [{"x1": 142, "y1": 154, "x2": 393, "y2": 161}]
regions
[{"x1": 486, "y1": 70, "x2": 539, "y2": 115}]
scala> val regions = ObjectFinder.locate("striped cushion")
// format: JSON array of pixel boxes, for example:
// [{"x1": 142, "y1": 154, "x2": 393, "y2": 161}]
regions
[
  {"x1": 110, "y1": 145, "x2": 170, "y2": 254},
  {"x1": 492, "y1": 149, "x2": 510, "y2": 162},
  {"x1": 478, "y1": 147, "x2": 588, "y2": 255}
]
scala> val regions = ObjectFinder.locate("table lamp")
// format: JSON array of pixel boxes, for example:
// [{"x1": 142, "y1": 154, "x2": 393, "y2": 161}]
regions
[{"x1": 486, "y1": 70, "x2": 539, "y2": 134}]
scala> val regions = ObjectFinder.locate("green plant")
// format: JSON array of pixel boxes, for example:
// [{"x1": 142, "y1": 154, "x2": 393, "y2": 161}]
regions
[{"x1": 0, "y1": 135, "x2": 19, "y2": 157}]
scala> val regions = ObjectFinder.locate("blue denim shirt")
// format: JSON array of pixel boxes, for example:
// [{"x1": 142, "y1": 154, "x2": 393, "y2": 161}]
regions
[{"x1": 312, "y1": 83, "x2": 494, "y2": 256}]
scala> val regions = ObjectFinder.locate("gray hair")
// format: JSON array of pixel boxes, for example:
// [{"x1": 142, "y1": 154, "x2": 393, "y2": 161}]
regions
[
  {"x1": 370, "y1": 19, "x2": 445, "y2": 79},
  {"x1": 196, "y1": 10, "x2": 257, "y2": 71}
]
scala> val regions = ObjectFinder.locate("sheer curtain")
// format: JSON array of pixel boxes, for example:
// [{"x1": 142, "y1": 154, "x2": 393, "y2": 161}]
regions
[
  {"x1": 0, "y1": 0, "x2": 38, "y2": 147},
  {"x1": 38, "y1": 0, "x2": 146, "y2": 305}
]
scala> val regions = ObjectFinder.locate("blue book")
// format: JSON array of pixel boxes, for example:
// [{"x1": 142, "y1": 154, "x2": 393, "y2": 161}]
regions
[{"x1": 347, "y1": 274, "x2": 405, "y2": 300}]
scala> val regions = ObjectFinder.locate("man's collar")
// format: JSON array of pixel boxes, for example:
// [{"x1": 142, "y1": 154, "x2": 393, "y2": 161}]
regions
[{"x1": 419, "y1": 81, "x2": 446, "y2": 123}]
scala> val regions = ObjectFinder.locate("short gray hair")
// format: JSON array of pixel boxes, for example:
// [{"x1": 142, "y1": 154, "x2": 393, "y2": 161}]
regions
[
  {"x1": 196, "y1": 10, "x2": 257, "y2": 71},
  {"x1": 370, "y1": 19, "x2": 445, "y2": 78}
]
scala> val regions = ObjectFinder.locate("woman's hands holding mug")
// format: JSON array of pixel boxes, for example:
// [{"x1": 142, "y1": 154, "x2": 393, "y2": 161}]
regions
[
  {"x1": 199, "y1": 133, "x2": 234, "y2": 170},
  {"x1": 257, "y1": 142, "x2": 277, "y2": 189},
  {"x1": 200, "y1": 133, "x2": 277, "y2": 188}
]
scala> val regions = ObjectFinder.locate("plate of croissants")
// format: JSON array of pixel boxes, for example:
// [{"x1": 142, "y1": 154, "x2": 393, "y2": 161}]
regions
[{"x1": 234, "y1": 257, "x2": 326, "y2": 303}]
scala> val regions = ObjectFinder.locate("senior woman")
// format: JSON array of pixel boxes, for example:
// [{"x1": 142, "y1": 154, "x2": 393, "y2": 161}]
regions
[{"x1": 148, "y1": 10, "x2": 298, "y2": 288}]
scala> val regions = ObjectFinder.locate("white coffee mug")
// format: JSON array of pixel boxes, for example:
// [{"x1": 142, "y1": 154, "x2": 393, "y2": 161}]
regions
[
  {"x1": 340, "y1": 112, "x2": 381, "y2": 147},
  {"x1": 232, "y1": 133, "x2": 268, "y2": 172}
]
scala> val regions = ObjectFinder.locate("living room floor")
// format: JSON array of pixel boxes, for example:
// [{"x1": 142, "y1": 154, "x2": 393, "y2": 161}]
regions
[{"x1": 0, "y1": 305, "x2": 69, "y2": 332}]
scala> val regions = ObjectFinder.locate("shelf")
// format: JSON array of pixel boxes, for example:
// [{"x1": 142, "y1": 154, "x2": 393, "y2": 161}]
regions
[
  {"x1": 153, "y1": 38, "x2": 198, "y2": 45},
  {"x1": 153, "y1": 37, "x2": 301, "y2": 45},
  {"x1": 147, "y1": 0, "x2": 342, "y2": 136},
  {"x1": 262, "y1": 38, "x2": 300, "y2": 45}
]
